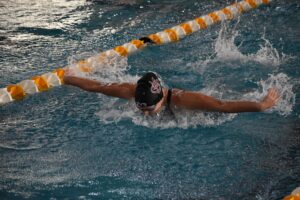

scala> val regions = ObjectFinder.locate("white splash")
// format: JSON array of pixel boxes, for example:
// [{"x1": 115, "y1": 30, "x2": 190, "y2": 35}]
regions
[
  {"x1": 95, "y1": 73, "x2": 295, "y2": 128},
  {"x1": 197, "y1": 22, "x2": 291, "y2": 69},
  {"x1": 214, "y1": 22, "x2": 245, "y2": 62},
  {"x1": 243, "y1": 73, "x2": 295, "y2": 116},
  {"x1": 68, "y1": 52, "x2": 138, "y2": 83},
  {"x1": 84, "y1": 54, "x2": 239, "y2": 129},
  {"x1": 96, "y1": 88, "x2": 237, "y2": 129},
  {"x1": 96, "y1": 102, "x2": 238, "y2": 129},
  {"x1": 70, "y1": 26, "x2": 295, "y2": 129}
]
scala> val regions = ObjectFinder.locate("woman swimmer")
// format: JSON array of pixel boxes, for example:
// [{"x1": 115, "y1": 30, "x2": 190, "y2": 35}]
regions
[{"x1": 63, "y1": 71, "x2": 280, "y2": 116}]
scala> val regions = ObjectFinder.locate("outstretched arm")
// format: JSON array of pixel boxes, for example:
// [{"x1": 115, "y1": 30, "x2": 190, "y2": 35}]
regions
[
  {"x1": 172, "y1": 88, "x2": 279, "y2": 113},
  {"x1": 63, "y1": 75, "x2": 136, "y2": 100}
]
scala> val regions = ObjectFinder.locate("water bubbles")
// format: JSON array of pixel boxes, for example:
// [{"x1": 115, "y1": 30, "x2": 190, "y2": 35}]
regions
[
  {"x1": 243, "y1": 73, "x2": 295, "y2": 116},
  {"x1": 70, "y1": 20, "x2": 295, "y2": 129},
  {"x1": 96, "y1": 89, "x2": 237, "y2": 129},
  {"x1": 253, "y1": 34, "x2": 290, "y2": 66},
  {"x1": 110, "y1": 29, "x2": 116, "y2": 34},
  {"x1": 214, "y1": 23, "x2": 245, "y2": 62},
  {"x1": 260, "y1": 73, "x2": 295, "y2": 116},
  {"x1": 202, "y1": 22, "x2": 291, "y2": 67}
]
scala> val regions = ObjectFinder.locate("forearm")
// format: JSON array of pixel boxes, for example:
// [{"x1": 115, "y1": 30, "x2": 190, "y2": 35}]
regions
[
  {"x1": 64, "y1": 76, "x2": 101, "y2": 92},
  {"x1": 63, "y1": 76, "x2": 135, "y2": 99},
  {"x1": 173, "y1": 90, "x2": 263, "y2": 113},
  {"x1": 217, "y1": 100, "x2": 262, "y2": 113}
]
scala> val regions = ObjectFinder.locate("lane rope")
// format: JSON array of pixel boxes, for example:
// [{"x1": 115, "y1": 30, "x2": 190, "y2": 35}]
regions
[
  {"x1": 284, "y1": 187, "x2": 300, "y2": 200},
  {"x1": 0, "y1": 0, "x2": 272, "y2": 105}
]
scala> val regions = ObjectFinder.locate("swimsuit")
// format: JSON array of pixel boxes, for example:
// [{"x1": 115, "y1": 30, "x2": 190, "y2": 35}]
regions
[{"x1": 166, "y1": 88, "x2": 175, "y2": 117}]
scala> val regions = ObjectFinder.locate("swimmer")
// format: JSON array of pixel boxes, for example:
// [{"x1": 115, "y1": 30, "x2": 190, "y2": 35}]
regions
[{"x1": 63, "y1": 71, "x2": 280, "y2": 116}]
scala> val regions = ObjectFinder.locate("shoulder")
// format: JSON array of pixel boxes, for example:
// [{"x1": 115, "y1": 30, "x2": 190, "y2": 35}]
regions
[
  {"x1": 167, "y1": 88, "x2": 185, "y2": 105},
  {"x1": 171, "y1": 88, "x2": 185, "y2": 97},
  {"x1": 118, "y1": 82, "x2": 137, "y2": 99}
]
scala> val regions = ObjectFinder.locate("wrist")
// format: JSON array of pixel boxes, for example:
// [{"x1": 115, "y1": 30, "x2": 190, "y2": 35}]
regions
[
  {"x1": 259, "y1": 101, "x2": 267, "y2": 111},
  {"x1": 63, "y1": 75, "x2": 71, "y2": 84}
]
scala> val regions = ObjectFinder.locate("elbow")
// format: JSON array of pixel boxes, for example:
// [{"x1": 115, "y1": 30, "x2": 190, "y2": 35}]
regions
[
  {"x1": 213, "y1": 100, "x2": 237, "y2": 113},
  {"x1": 213, "y1": 100, "x2": 229, "y2": 112}
]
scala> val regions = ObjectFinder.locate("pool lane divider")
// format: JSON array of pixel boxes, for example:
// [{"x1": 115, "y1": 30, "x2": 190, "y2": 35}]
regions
[
  {"x1": 0, "y1": 0, "x2": 272, "y2": 105},
  {"x1": 284, "y1": 187, "x2": 300, "y2": 200}
]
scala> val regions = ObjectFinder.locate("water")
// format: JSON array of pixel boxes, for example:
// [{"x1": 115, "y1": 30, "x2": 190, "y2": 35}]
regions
[{"x1": 0, "y1": 0, "x2": 299, "y2": 199}]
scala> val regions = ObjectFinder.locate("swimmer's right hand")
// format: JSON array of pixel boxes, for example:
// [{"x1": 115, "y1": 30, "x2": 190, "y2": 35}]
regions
[
  {"x1": 63, "y1": 68, "x2": 77, "y2": 84},
  {"x1": 260, "y1": 88, "x2": 280, "y2": 111},
  {"x1": 63, "y1": 68, "x2": 77, "y2": 79}
]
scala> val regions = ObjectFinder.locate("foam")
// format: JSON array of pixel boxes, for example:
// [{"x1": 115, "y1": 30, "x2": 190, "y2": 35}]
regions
[
  {"x1": 70, "y1": 22, "x2": 295, "y2": 129},
  {"x1": 96, "y1": 103, "x2": 237, "y2": 129},
  {"x1": 68, "y1": 52, "x2": 138, "y2": 83},
  {"x1": 94, "y1": 76, "x2": 294, "y2": 129},
  {"x1": 95, "y1": 88, "x2": 237, "y2": 129},
  {"x1": 78, "y1": 53, "x2": 237, "y2": 129},
  {"x1": 243, "y1": 73, "x2": 295, "y2": 116},
  {"x1": 195, "y1": 22, "x2": 292, "y2": 69}
]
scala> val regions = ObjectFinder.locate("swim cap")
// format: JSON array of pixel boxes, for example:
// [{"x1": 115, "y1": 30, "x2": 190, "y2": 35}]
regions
[{"x1": 135, "y1": 72, "x2": 163, "y2": 109}]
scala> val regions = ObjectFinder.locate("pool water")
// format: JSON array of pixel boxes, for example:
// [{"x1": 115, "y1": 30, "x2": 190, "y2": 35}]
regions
[{"x1": 0, "y1": 0, "x2": 299, "y2": 199}]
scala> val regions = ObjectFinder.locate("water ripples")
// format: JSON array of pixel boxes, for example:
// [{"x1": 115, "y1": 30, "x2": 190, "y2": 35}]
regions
[{"x1": 0, "y1": 0, "x2": 299, "y2": 199}]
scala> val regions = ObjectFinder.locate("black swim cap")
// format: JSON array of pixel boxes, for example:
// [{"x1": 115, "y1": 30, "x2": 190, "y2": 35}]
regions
[{"x1": 135, "y1": 72, "x2": 163, "y2": 109}]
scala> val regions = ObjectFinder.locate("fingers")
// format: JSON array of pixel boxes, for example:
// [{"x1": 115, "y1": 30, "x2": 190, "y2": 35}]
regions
[
  {"x1": 268, "y1": 87, "x2": 280, "y2": 103},
  {"x1": 268, "y1": 88, "x2": 276, "y2": 95},
  {"x1": 64, "y1": 68, "x2": 75, "y2": 77}
]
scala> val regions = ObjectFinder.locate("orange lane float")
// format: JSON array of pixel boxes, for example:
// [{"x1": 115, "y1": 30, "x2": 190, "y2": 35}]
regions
[{"x1": 0, "y1": 0, "x2": 272, "y2": 105}]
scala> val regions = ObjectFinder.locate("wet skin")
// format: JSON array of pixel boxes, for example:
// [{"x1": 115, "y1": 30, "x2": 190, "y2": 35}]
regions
[{"x1": 63, "y1": 71, "x2": 280, "y2": 115}]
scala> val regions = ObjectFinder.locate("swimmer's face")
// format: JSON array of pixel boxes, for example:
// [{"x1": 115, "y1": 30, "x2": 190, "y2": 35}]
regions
[
  {"x1": 135, "y1": 72, "x2": 164, "y2": 116},
  {"x1": 138, "y1": 98, "x2": 164, "y2": 116}
]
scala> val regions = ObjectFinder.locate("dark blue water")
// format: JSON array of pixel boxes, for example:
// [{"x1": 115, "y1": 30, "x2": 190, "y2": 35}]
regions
[{"x1": 0, "y1": 0, "x2": 299, "y2": 199}]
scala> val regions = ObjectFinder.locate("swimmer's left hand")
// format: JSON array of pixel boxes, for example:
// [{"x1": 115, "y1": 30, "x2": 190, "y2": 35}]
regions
[
  {"x1": 260, "y1": 88, "x2": 280, "y2": 111},
  {"x1": 63, "y1": 68, "x2": 78, "y2": 84}
]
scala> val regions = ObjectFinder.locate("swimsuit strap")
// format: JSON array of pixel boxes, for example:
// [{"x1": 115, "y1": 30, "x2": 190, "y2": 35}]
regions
[
  {"x1": 167, "y1": 88, "x2": 172, "y2": 107},
  {"x1": 166, "y1": 88, "x2": 176, "y2": 117},
  {"x1": 167, "y1": 89, "x2": 172, "y2": 108}
]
